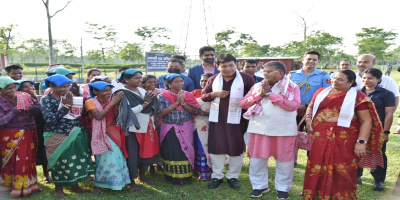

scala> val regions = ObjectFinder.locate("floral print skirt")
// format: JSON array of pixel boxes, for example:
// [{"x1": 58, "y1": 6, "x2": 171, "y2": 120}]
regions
[{"x1": 94, "y1": 135, "x2": 131, "y2": 190}]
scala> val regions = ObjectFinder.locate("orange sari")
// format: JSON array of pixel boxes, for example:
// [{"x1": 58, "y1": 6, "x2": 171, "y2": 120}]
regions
[{"x1": 303, "y1": 90, "x2": 384, "y2": 200}]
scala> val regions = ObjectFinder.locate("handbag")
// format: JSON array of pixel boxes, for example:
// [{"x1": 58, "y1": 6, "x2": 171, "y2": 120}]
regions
[{"x1": 297, "y1": 115, "x2": 312, "y2": 151}]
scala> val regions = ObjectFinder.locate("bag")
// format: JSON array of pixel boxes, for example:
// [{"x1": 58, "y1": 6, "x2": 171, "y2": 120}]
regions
[{"x1": 297, "y1": 116, "x2": 312, "y2": 151}]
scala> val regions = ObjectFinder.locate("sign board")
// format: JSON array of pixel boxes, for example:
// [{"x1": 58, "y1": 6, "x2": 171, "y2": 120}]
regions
[{"x1": 145, "y1": 52, "x2": 172, "y2": 72}]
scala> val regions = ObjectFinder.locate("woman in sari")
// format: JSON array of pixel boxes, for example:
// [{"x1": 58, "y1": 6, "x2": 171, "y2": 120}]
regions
[
  {"x1": 17, "y1": 80, "x2": 52, "y2": 184},
  {"x1": 84, "y1": 81, "x2": 130, "y2": 193},
  {"x1": 191, "y1": 73, "x2": 213, "y2": 180},
  {"x1": 0, "y1": 77, "x2": 41, "y2": 197},
  {"x1": 115, "y1": 69, "x2": 159, "y2": 191},
  {"x1": 41, "y1": 74, "x2": 95, "y2": 198},
  {"x1": 157, "y1": 73, "x2": 206, "y2": 186},
  {"x1": 302, "y1": 70, "x2": 384, "y2": 199},
  {"x1": 142, "y1": 74, "x2": 164, "y2": 176}
]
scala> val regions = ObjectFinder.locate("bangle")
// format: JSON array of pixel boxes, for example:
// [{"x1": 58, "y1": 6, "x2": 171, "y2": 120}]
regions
[
  {"x1": 182, "y1": 103, "x2": 187, "y2": 106},
  {"x1": 384, "y1": 130, "x2": 390, "y2": 134},
  {"x1": 168, "y1": 107, "x2": 173, "y2": 111},
  {"x1": 63, "y1": 104, "x2": 72, "y2": 109},
  {"x1": 144, "y1": 102, "x2": 149, "y2": 105}
]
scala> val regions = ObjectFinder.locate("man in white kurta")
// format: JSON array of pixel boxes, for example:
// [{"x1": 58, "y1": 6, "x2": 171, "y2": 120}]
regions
[{"x1": 240, "y1": 61, "x2": 301, "y2": 199}]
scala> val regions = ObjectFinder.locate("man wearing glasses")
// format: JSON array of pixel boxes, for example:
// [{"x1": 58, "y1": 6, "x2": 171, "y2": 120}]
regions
[{"x1": 188, "y1": 46, "x2": 220, "y2": 89}]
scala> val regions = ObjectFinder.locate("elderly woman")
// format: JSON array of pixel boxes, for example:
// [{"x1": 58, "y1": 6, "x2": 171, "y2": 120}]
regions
[
  {"x1": 302, "y1": 70, "x2": 384, "y2": 199},
  {"x1": 240, "y1": 61, "x2": 300, "y2": 199},
  {"x1": 358, "y1": 68, "x2": 396, "y2": 190},
  {"x1": 157, "y1": 73, "x2": 204, "y2": 186},
  {"x1": 0, "y1": 77, "x2": 41, "y2": 197},
  {"x1": 41, "y1": 74, "x2": 95, "y2": 198}
]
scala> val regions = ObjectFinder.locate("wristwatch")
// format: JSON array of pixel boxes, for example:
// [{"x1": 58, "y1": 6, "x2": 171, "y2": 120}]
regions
[
  {"x1": 384, "y1": 131, "x2": 390, "y2": 134},
  {"x1": 265, "y1": 92, "x2": 272, "y2": 96},
  {"x1": 357, "y1": 140, "x2": 367, "y2": 144}
]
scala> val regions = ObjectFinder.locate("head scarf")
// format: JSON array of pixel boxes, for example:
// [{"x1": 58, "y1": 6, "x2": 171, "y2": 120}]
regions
[
  {"x1": 89, "y1": 81, "x2": 115, "y2": 98},
  {"x1": 117, "y1": 69, "x2": 142, "y2": 81},
  {"x1": 0, "y1": 77, "x2": 19, "y2": 89},
  {"x1": 16, "y1": 80, "x2": 35, "y2": 90},
  {"x1": 47, "y1": 64, "x2": 66, "y2": 71},
  {"x1": 45, "y1": 67, "x2": 76, "y2": 77},
  {"x1": 89, "y1": 75, "x2": 111, "y2": 83},
  {"x1": 165, "y1": 73, "x2": 182, "y2": 82},
  {"x1": 44, "y1": 74, "x2": 74, "y2": 88}
]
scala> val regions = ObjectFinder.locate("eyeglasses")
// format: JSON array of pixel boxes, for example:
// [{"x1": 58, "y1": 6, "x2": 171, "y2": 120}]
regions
[{"x1": 264, "y1": 70, "x2": 279, "y2": 74}]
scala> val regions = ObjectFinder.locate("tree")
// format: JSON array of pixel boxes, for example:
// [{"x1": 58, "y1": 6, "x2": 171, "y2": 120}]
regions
[
  {"x1": 41, "y1": 0, "x2": 73, "y2": 65},
  {"x1": 150, "y1": 43, "x2": 181, "y2": 55},
  {"x1": 53, "y1": 39, "x2": 77, "y2": 62},
  {"x1": 0, "y1": 24, "x2": 17, "y2": 62},
  {"x1": 241, "y1": 43, "x2": 263, "y2": 57},
  {"x1": 306, "y1": 30, "x2": 343, "y2": 61},
  {"x1": 355, "y1": 27, "x2": 398, "y2": 60},
  {"x1": 85, "y1": 22, "x2": 118, "y2": 63},
  {"x1": 135, "y1": 26, "x2": 171, "y2": 52},
  {"x1": 25, "y1": 39, "x2": 48, "y2": 63},
  {"x1": 213, "y1": 28, "x2": 257, "y2": 56},
  {"x1": 119, "y1": 42, "x2": 143, "y2": 62}
]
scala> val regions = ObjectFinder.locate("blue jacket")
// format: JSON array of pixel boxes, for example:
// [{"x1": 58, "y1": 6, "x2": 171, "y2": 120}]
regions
[
  {"x1": 156, "y1": 74, "x2": 195, "y2": 92},
  {"x1": 188, "y1": 64, "x2": 220, "y2": 89}
]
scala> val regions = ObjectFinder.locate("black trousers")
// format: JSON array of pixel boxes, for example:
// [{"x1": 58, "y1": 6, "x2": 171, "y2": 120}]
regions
[
  {"x1": 126, "y1": 132, "x2": 153, "y2": 181},
  {"x1": 357, "y1": 142, "x2": 387, "y2": 182}
]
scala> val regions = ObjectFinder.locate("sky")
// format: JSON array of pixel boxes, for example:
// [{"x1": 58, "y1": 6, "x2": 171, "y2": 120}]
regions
[{"x1": 1, "y1": 0, "x2": 400, "y2": 58}]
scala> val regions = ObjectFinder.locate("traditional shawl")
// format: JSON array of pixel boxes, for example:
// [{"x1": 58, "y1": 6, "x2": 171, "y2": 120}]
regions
[
  {"x1": 90, "y1": 98, "x2": 113, "y2": 155},
  {"x1": 15, "y1": 91, "x2": 34, "y2": 110},
  {"x1": 311, "y1": 86, "x2": 357, "y2": 130},
  {"x1": 163, "y1": 90, "x2": 201, "y2": 111},
  {"x1": 114, "y1": 89, "x2": 159, "y2": 136},
  {"x1": 243, "y1": 75, "x2": 297, "y2": 119},
  {"x1": 210, "y1": 70, "x2": 243, "y2": 124}
]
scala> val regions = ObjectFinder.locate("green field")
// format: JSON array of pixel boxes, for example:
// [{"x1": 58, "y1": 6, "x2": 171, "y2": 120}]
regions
[{"x1": 2, "y1": 68, "x2": 400, "y2": 200}]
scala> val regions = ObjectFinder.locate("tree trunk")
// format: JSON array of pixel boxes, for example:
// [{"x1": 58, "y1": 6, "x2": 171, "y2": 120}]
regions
[{"x1": 45, "y1": 1, "x2": 55, "y2": 65}]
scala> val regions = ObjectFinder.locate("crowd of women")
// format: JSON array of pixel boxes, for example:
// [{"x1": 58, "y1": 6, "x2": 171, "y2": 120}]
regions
[{"x1": 0, "y1": 51, "x2": 399, "y2": 199}]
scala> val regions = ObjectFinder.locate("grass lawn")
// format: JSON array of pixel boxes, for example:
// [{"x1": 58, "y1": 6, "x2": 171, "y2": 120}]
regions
[{"x1": 3, "y1": 69, "x2": 400, "y2": 200}]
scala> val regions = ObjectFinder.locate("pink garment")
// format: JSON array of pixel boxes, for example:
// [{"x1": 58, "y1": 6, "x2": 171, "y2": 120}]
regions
[
  {"x1": 160, "y1": 121, "x2": 195, "y2": 169},
  {"x1": 240, "y1": 81, "x2": 300, "y2": 112},
  {"x1": 247, "y1": 133, "x2": 297, "y2": 161},
  {"x1": 202, "y1": 63, "x2": 217, "y2": 74},
  {"x1": 81, "y1": 84, "x2": 90, "y2": 100},
  {"x1": 43, "y1": 88, "x2": 52, "y2": 96},
  {"x1": 15, "y1": 91, "x2": 33, "y2": 110},
  {"x1": 90, "y1": 98, "x2": 113, "y2": 155}
]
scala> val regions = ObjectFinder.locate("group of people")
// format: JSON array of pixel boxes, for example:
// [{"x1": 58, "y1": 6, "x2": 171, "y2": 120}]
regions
[{"x1": 0, "y1": 45, "x2": 399, "y2": 199}]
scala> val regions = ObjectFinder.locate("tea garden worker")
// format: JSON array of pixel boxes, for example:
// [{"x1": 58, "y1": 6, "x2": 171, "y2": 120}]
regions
[
  {"x1": 0, "y1": 77, "x2": 41, "y2": 197},
  {"x1": 240, "y1": 61, "x2": 300, "y2": 199},
  {"x1": 41, "y1": 74, "x2": 95, "y2": 198},
  {"x1": 201, "y1": 53, "x2": 255, "y2": 189}
]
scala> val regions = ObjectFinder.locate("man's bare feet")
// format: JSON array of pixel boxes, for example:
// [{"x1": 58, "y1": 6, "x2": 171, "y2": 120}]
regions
[
  {"x1": 149, "y1": 166, "x2": 157, "y2": 177},
  {"x1": 129, "y1": 182, "x2": 143, "y2": 192},
  {"x1": 138, "y1": 170, "x2": 154, "y2": 186},
  {"x1": 70, "y1": 184, "x2": 90, "y2": 193},
  {"x1": 54, "y1": 185, "x2": 66, "y2": 198},
  {"x1": 92, "y1": 186, "x2": 103, "y2": 194}
]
